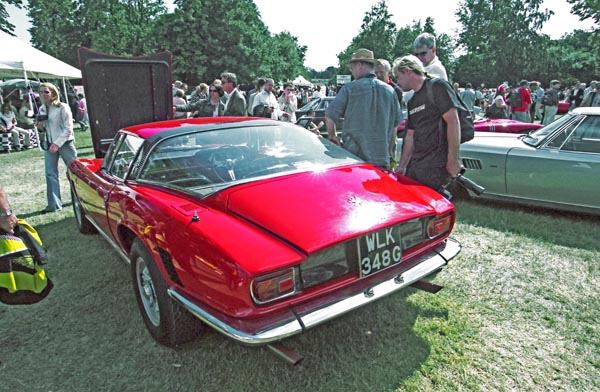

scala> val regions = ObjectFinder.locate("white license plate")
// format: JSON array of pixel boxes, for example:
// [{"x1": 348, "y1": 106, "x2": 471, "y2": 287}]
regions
[{"x1": 357, "y1": 226, "x2": 402, "y2": 278}]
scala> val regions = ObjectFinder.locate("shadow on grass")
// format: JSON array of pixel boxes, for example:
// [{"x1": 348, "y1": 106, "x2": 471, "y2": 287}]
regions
[
  {"x1": 0, "y1": 218, "x2": 448, "y2": 392},
  {"x1": 454, "y1": 197, "x2": 600, "y2": 252}
]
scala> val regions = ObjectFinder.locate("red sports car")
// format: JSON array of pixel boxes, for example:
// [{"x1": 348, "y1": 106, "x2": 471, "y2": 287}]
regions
[
  {"x1": 67, "y1": 117, "x2": 461, "y2": 354},
  {"x1": 474, "y1": 116, "x2": 543, "y2": 134}
]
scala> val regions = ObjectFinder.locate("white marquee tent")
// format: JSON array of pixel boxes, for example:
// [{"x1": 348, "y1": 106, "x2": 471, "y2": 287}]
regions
[
  {"x1": 292, "y1": 75, "x2": 313, "y2": 88},
  {"x1": 0, "y1": 31, "x2": 81, "y2": 80}
]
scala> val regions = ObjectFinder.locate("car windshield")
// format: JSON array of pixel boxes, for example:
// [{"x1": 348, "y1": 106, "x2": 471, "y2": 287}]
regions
[
  {"x1": 138, "y1": 123, "x2": 361, "y2": 194},
  {"x1": 298, "y1": 99, "x2": 320, "y2": 112},
  {"x1": 521, "y1": 113, "x2": 577, "y2": 147}
]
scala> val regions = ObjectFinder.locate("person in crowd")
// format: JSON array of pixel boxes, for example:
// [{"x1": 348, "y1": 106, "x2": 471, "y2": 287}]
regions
[
  {"x1": 189, "y1": 83, "x2": 209, "y2": 106},
  {"x1": 375, "y1": 59, "x2": 403, "y2": 104},
  {"x1": 17, "y1": 100, "x2": 35, "y2": 129},
  {"x1": 510, "y1": 80, "x2": 532, "y2": 122},
  {"x1": 247, "y1": 78, "x2": 266, "y2": 116},
  {"x1": 580, "y1": 82, "x2": 599, "y2": 107},
  {"x1": 486, "y1": 86, "x2": 508, "y2": 119},
  {"x1": 413, "y1": 32, "x2": 448, "y2": 80},
  {"x1": 529, "y1": 81, "x2": 544, "y2": 122},
  {"x1": 393, "y1": 55, "x2": 461, "y2": 192},
  {"x1": 174, "y1": 84, "x2": 224, "y2": 117},
  {"x1": 569, "y1": 82, "x2": 586, "y2": 109},
  {"x1": 312, "y1": 85, "x2": 324, "y2": 99},
  {"x1": 460, "y1": 83, "x2": 477, "y2": 114},
  {"x1": 277, "y1": 82, "x2": 298, "y2": 122},
  {"x1": 35, "y1": 83, "x2": 77, "y2": 213},
  {"x1": 375, "y1": 58, "x2": 404, "y2": 159},
  {"x1": 1, "y1": 101, "x2": 31, "y2": 149},
  {"x1": 475, "y1": 86, "x2": 484, "y2": 109},
  {"x1": 0, "y1": 184, "x2": 18, "y2": 234},
  {"x1": 251, "y1": 78, "x2": 288, "y2": 119},
  {"x1": 220, "y1": 72, "x2": 246, "y2": 116},
  {"x1": 173, "y1": 89, "x2": 188, "y2": 119},
  {"x1": 541, "y1": 80, "x2": 561, "y2": 124},
  {"x1": 173, "y1": 81, "x2": 183, "y2": 97},
  {"x1": 299, "y1": 86, "x2": 309, "y2": 107},
  {"x1": 583, "y1": 81, "x2": 597, "y2": 99},
  {"x1": 325, "y1": 48, "x2": 402, "y2": 168},
  {"x1": 175, "y1": 84, "x2": 225, "y2": 117},
  {"x1": 77, "y1": 93, "x2": 88, "y2": 130}
]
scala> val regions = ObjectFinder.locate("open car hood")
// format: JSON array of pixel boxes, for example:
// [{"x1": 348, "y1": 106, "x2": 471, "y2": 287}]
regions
[
  {"x1": 78, "y1": 48, "x2": 173, "y2": 158},
  {"x1": 225, "y1": 165, "x2": 448, "y2": 253}
]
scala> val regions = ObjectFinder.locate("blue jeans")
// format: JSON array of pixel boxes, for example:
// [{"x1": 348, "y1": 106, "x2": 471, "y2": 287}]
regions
[
  {"x1": 511, "y1": 111, "x2": 529, "y2": 123},
  {"x1": 44, "y1": 140, "x2": 77, "y2": 210}
]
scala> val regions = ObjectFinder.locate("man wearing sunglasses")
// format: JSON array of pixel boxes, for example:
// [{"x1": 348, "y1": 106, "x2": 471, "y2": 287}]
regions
[{"x1": 413, "y1": 32, "x2": 447, "y2": 81}]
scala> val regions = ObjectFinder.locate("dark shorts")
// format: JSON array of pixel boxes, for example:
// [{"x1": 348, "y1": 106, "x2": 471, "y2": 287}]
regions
[{"x1": 406, "y1": 164, "x2": 450, "y2": 192}]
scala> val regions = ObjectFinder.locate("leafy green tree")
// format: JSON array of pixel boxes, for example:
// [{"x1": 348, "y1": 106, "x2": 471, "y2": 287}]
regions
[
  {"x1": 153, "y1": 0, "x2": 211, "y2": 84},
  {"x1": 1, "y1": 0, "x2": 25, "y2": 35},
  {"x1": 260, "y1": 32, "x2": 307, "y2": 83},
  {"x1": 567, "y1": 0, "x2": 600, "y2": 26},
  {"x1": 454, "y1": 0, "x2": 553, "y2": 86},
  {"x1": 336, "y1": 0, "x2": 397, "y2": 72},
  {"x1": 73, "y1": 0, "x2": 165, "y2": 56},
  {"x1": 28, "y1": 0, "x2": 81, "y2": 66}
]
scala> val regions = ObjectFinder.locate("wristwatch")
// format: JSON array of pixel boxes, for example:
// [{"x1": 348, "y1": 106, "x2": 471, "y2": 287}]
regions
[{"x1": 0, "y1": 209, "x2": 12, "y2": 218}]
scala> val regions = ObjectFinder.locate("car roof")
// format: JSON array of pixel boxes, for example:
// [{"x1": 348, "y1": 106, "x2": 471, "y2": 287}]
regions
[
  {"x1": 571, "y1": 107, "x2": 600, "y2": 116},
  {"x1": 122, "y1": 117, "x2": 274, "y2": 140}
]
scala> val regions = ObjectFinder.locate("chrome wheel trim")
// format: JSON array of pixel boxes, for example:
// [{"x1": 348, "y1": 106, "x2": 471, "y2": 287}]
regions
[{"x1": 136, "y1": 256, "x2": 160, "y2": 327}]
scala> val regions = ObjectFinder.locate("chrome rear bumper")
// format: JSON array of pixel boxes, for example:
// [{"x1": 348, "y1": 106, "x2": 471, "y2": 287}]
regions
[{"x1": 168, "y1": 237, "x2": 461, "y2": 346}]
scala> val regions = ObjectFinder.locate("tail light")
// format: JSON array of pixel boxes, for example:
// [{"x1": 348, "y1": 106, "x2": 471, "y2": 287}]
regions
[
  {"x1": 427, "y1": 212, "x2": 454, "y2": 239},
  {"x1": 251, "y1": 268, "x2": 298, "y2": 304}
]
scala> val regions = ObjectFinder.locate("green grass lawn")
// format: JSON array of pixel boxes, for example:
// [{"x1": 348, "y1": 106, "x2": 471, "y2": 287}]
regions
[{"x1": 1, "y1": 130, "x2": 598, "y2": 392}]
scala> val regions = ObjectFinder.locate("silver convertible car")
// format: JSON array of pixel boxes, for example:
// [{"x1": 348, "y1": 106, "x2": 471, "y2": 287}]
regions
[{"x1": 459, "y1": 107, "x2": 600, "y2": 215}]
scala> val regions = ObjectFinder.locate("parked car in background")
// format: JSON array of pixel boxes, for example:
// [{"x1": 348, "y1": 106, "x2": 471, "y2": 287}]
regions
[
  {"x1": 459, "y1": 107, "x2": 600, "y2": 214},
  {"x1": 474, "y1": 115, "x2": 543, "y2": 134},
  {"x1": 295, "y1": 97, "x2": 336, "y2": 132},
  {"x1": 67, "y1": 117, "x2": 461, "y2": 352},
  {"x1": 558, "y1": 100, "x2": 570, "y2": 114}
]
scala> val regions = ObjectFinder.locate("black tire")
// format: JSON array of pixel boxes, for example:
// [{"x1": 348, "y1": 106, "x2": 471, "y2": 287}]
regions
[
  {"x1": 70, "y1": 184, "x2": 97, "y2": 234},
  {"x1": 130, "y1": 239, "x2": 202, "y2": 346}
]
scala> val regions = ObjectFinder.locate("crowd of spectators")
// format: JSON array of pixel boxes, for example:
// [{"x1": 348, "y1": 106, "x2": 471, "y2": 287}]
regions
[{"x1": 172, "y1": 72, "x2": 337, "y2": 123}]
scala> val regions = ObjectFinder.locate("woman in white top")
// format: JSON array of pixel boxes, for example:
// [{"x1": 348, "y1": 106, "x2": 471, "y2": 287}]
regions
[{"x1": 36, "y1": 83, "x2": 77, "y2": 213}]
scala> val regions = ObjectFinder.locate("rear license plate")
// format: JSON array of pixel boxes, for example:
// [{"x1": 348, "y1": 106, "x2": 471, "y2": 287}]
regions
[{"x1": 357, "y1": 226, "x2": 402, "y2": 278}]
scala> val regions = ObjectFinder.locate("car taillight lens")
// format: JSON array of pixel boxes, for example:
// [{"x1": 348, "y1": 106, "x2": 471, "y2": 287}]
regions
[
  {"x1": 251, "y1": 268, "x2": 297, "y2": 304},
  {"x1": 427, "y1": 213, "x2": 454, "y2": 239}
]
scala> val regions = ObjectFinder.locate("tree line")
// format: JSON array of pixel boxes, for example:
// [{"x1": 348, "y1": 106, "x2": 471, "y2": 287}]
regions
[{"x1": 2, "y1": 0, "x2": 599, "y2": 89}]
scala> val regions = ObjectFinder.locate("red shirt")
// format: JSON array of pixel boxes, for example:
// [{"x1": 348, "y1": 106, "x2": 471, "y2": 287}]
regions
[{"x1": 511, "y1": 87, "x2": 532, "y2": 112}]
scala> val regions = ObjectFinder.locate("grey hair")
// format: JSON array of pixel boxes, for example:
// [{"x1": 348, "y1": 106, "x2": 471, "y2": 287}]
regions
[
  {"x1": 392, "y1": 55, "x2": 425, "y2": 76},
  {"x1": 413, "y1": 32, "x2": 436, "y2": 49},
  {"x1": 220, "y1": 72, "x2": 238, "y2": 87},
  {"x1": 376, "y1": 59, "x2": 391, "y2": 71}
]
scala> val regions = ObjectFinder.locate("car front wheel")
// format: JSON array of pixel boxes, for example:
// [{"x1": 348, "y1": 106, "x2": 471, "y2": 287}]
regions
[{"x1": 130, "y1": 239, "x2": 201, "y2": 346}]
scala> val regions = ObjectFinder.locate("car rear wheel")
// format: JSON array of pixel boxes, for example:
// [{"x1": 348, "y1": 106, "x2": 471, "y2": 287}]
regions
[
  {"x1": 130, "y1": 239, "x2": 202, "y2": 346},
  {"x1": 70, "y1": 184, "x2": 97, "y2": 234}
]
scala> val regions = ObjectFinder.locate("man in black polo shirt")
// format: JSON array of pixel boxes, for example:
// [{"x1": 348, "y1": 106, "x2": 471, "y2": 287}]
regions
[{"x1": 392, "y1": 55, "x2": 461, "y2": 192}]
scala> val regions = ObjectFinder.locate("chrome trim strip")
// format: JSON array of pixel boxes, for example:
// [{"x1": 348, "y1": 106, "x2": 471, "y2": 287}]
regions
[{"x1": 168, "y1": 238, "x2": 461, "y2": 346}]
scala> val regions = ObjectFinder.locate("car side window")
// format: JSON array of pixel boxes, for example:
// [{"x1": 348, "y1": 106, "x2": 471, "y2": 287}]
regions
[
  {"x1": 545, "y1": 118, "x2": 582, "y2": 149},
  {"x1": 109, "y1": 134, "x2": 144, "y2": 179},
  {"x1": 561, "y1": 115, "x2": 600, "y2": 153}
]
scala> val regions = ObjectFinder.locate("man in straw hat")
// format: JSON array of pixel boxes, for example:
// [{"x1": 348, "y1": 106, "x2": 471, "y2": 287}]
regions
[{"x1": 325, "y1": 48, "x2": 403, "y2": 168}]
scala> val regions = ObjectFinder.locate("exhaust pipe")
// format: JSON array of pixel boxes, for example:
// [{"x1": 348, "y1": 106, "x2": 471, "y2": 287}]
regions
[{"x1": 266, "y1": 342, "x2": 304, "y2": 366}]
